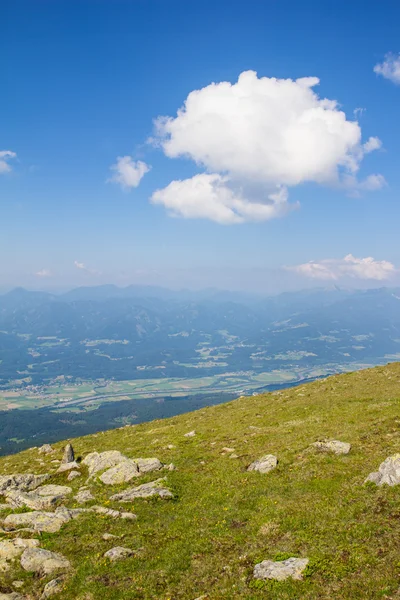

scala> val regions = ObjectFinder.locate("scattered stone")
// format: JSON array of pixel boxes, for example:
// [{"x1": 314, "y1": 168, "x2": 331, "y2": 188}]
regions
[
  {"x1": 229, "y1": 454, "x2": 239, "y2": 459},
  {"x1": 0, "y1": 593, "x2": 25, "y2": 600},
  {"x1": 36, "y1": 484, "x2": 72, "y2": 497},
  {"x1": 38, "y1": 444, "x2": 54, "y2": 455},
  {"x1": 247, "y1": 454, "x2": 278, "y2": 474},
  {"x1": 90, "y1": 505, "x2": 137, "y2": 520},
  {"x1": 57, "y1": 461, "x2": 80, "y2": 473},
  {"x1": 50, "y1": 460, "x2": 60, "y2": 464},
  {"x1": 67, "y1": 470, "x2": 81, "y2": 481},
  {"x1": 5, "y1": 490, "x2": 62, "y2": 511},
  {"x1": 365, "y1": 454, "x2": 400, "y2": 486},
  {"x1": 3, "y1": 506, "x2": 84, "y2": 533},
  {"x1": 221, "y1": 447, "x2": 235, "y2": 453},
  {"x1": 11, "y1": 583, "x2": 24, "y2": 590},
  {"x1": 253, "y1": 557, "x2": 309, "y2": 581},
  {"x1": 0, "y1": 474, "x2": 49, "y2": 495},
  {"x1": 164, "y1": 463, "x2": 176, "y2": 471},
  {"x1": 74, "y1": 489, "x2": 95, "y2": 504},
  {"x1": 82, "y1": 451, "x2": 128, "y2": 477},
  {"x1": 102, "y1": 533, "x2": 119, "y2": 541},
  {"x1": 40, "y1": 577, "x2": 65, "y2": 599},
  {"x1": 134, "y1": 457, "x2": 163, "y2": 474},
  {"x1": 99, "y1": 461, "x2": 140, "y2": 485},
  {"x1": 312, "y1": 440, "x2": 351, "y2": 455},
  {"x1": 184, "y1": 431, "x2": 196, "y2": 438},
  {"x1": 21, "y1": 547, "x2": 70, "y2": 575},
  {"x1": 166, "y1": 444, "x2": 175, "y2": 449},
  {"x1": 110, "y1": 478, "x2": 173, "y2": 501},
  {"x1": 61, "y1": 443, "x2": 75, "y2": 464},
  {"x1": 0, "y1": 538, "x2": 40, "y2": 560},
  {"x1": 0, "y1": 558, "x2": 10, "y2": 572},
  {"x1": 104, "y1": 546, "x2": 134, "y2": 561}
]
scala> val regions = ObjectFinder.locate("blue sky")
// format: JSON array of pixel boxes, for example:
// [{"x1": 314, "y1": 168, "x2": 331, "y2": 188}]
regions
[{"x1": 2, "y1": 0, "x2": 400, "y2": 293}]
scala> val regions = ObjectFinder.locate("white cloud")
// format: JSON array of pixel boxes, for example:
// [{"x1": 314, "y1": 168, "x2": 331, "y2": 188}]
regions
[
  {"x1": 289, "y1": 254, "x2": 396, "y2": 281},
  {"x1": 0, "y1": 150, "x2": 17, "y2": 174},
  {"x1": 151, "y1": 174, "x2": 293, "y2": 224},
  {"x1": 74, "y1": 261, "x2": 101, "y2": 275},
  {"x1": 151, "y1": 71, "x2": 383, "y2": 223},
  {"x1": 109, "y1": 156, "x2": 150, "y2": 189},
  {"x1": 374, "y1": 53, "x2": 400, "y2": 85},
  {"x1": 35, "y1": 269, "x2": 52, "y2": 278}
]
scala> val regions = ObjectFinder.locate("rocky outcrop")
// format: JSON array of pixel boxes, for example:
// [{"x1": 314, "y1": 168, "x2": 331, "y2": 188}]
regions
[
  {"x1": 312, "y1": 440, "x2": 351, "y2": 455},
  {"x1": 3, "y1": 506, "x2": 84, "y2": 533},
  {"x1": 0, "y1": 474, "x2": 49, "y2": 495},
  {"x1": 83, "y1": 450, "x2": 164, "y2": 484},
  {"x1": 365, "y1": 454, "x2": 400, "y2": 486},
  {"x1": 110, "y1": 478, "x2": 173, "y2": 501},
  {"x1": 38, "y1": 444, "x2": 54, "y2": 455},
  {"x1": 57, "y1": 461, "x2": 80, "y2": 473},
  {"x1": 82, "y1": 451, "x2": 128, "y2": 477},
  {"x1": 253, "y1": 557, "x2": 309, "y2": 581},
  {"x1": 20, "y1": 547, "x2": 70, "y2": 575},
  {"x1": 0, "y1": 538, "x2": 39, "y2": 560},
  {"x1": 247, "y1": 455, "x2": 278, "y2": 474}
]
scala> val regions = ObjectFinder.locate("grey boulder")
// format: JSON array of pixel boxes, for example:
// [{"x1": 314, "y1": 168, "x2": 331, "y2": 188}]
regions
[
  {"x1": 20, "y1": 547, "x2": 70, "y2": 575},
  {"x1": 110, "y1": 478, "x2": 173, "y2": 501},
  {"x1": 365, "y1": 454, "x2": 400, "y2": 486},
  {"x1": 104, "y1": 546, "x2": 134, "y2": 561},
  {"x1": 247, "y1": 454, "x2": 278, "y2": 474},
  {"x1": 61, "y1": 443, "x2": 75, "y2": 464},
  {"x1": 312, "y1": 440, "x2": 351, "y2": 455},
  {"x1": 254, "y1": 557, "x2": 309, "y2": 581},
  {"x1": 0, "y1": 474, "x2": 49, "y2": 495}
]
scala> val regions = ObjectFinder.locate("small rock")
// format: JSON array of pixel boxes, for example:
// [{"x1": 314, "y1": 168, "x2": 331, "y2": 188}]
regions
[
  {"x1": 312, "y1": 440, "x2": 351, "y2": 455},
  {"x1": 0, "y1": 538, "x2": 40, "y2": 560},
  {"x1": 35, "y1": 484, "x2": 72, "y2": 497},
  {"x1": 253, "y1": 557, "x2": 309, "y2": 581},
  {"x1": 20, "y1": 547, "x2": 70, "y2": 575},
  {"x1": 40, "y1": 577, "x2": 65, "y2": 599},
  {"x1": 0, "y1": 593, "x2": 25, "y2": 600},
  {"x1": 221, "y1": 447, "x2": 235, "y2": 453},
  {"x1": 247, "y1": 454, "x2": 278, "y2": 474},
  {"x1": 102, "y1": 533, "x2": 119, "y2": 540},
  {"x1": 82, "y1": 451, "x2": 128, "y2": 477},
  {"x1": 229, "y1": 454, "x2": 239, "y2": 459},
  {"x1": 61, "y1": 443, "x2": 75, "y2": 464},
  {"x1": 50, "y1": 460, "x2": 60, "y2": 464},
  {"x1": 166, "y1": 444, "x2": 175, "y2": 449},
  {"x1": 110, "y1": 478, "x2": 173, "y2": 501},
  {"x1": 99, "y1": 460, "x2": 140, "y2": 485},
  {"x1": 57, "y1": 461, "x2": 80, "y2": 473},
  {"x1": 67, "y1": 470, "x2": 81, "y2": 481},
  {"x1": 104, "y1": 546, "x2": 134, "y2": 561},
  {"x1": 74, "y1": 489, "x2": 95, "y2": 504},
  {"x1": 0, "y1": 558, "x2": 10, "y2": 572},
  {"x1": 12, "y1": 582, "x2": 24, "y2": 590},
  {"x1": 365, "y1": 454, "x2": 400, "y2": 486},
  {"x1": 184, "y1": 431, "x2": 196, "y2": 438},
  {"x1": 134, "y1": 457, "x2": 163, "y2": 474},
  {"x1": 38, "y1": 444, "x2": 54, "y2": 455},
  {"x1": 164, "y1": 463, "x2": 176, "y2": 471}
]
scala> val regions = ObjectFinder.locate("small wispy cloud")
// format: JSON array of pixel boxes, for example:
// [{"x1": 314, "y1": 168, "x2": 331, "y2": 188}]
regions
[
  {"x1": 0, "y1": 150, "x2": 17, "y2": 174},
  {"x1": 74, "y1": 261, "x2": 101, "y2": 275},
  {"x1": 108, "y1": 156, "x2": 151, "y2": 190},
  {"x1": 374, "y1": 53, "x2": 400, "y2": 85},
  {"x1": 35, "y1": 269, "x2": 52, "y2": 278},
  {"x1": 288, "y1": 254, "x2": 396, "y2": 281}
]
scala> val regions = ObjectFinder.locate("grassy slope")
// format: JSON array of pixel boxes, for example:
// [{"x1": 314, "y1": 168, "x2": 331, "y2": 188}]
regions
[{"x1": 1, "y1": 363, "x2": 400, "y2": 599}]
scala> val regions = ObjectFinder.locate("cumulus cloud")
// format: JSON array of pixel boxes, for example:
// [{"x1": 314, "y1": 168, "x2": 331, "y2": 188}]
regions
[
  {"x1": 109, "y1": 156, "x2": 150, "y2": 189},
  {"x1": 35, "y1": 269, "x2": 52, "y2": 278},
  {"x1": 150, "y1": 71, "x2": 384, "y2": 223},
  {"x1": 374, "y1": 53, "x2": 400, "y2": 85},
  {"x1": 0, "y1": 150, "x2": 17, "y2": 174},
  {"x1": 289, "y1": 254, "x2": 396, "y2": 281},
  {"x1": 74, "y1": 260, "x2": 101, "y2": 275},
  {"x1": 151, "y1": 174, "x2": 293, "y2": 224}
]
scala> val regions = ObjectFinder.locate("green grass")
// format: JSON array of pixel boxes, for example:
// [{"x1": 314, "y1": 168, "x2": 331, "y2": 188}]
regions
[{"x1": 1, "y1": 363, "x2": 400, "y2": 598}]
